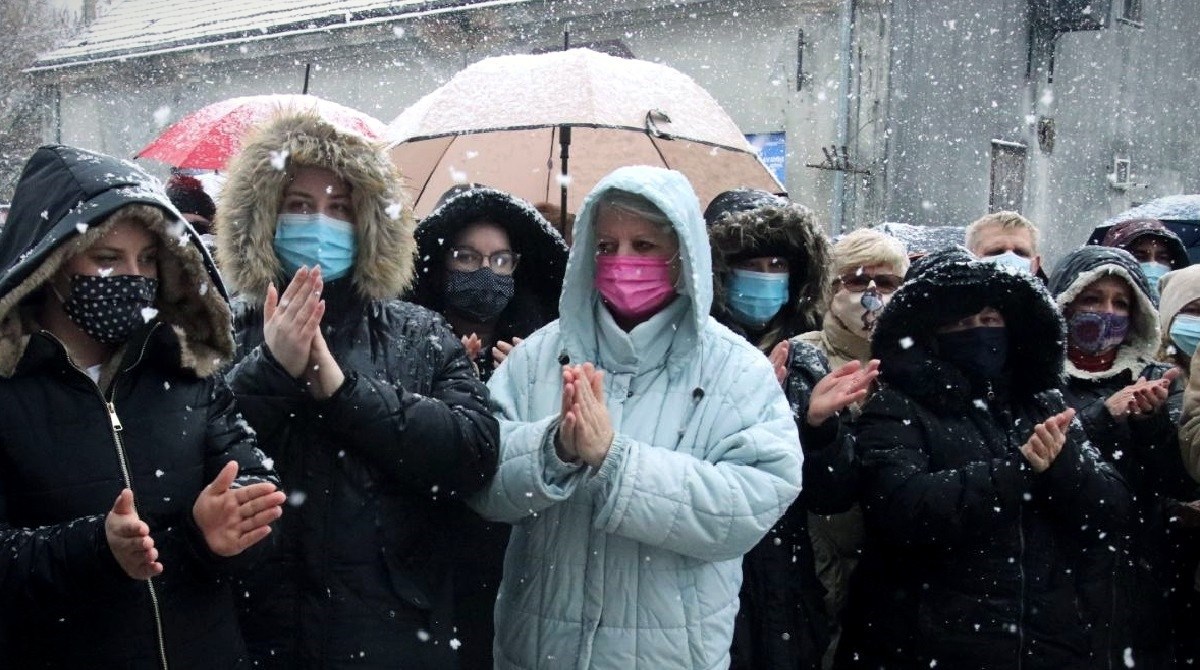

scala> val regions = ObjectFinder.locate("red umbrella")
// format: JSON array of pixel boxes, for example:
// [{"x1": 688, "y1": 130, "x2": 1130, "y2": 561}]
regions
[{"x1": 136, "y1": 94, "x2": 387, "y2": 170}]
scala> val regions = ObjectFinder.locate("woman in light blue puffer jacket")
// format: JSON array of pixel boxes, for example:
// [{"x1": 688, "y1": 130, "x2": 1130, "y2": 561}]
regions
[{"x1": 470, "y1": 166, "x2": 803, "y2": 670}]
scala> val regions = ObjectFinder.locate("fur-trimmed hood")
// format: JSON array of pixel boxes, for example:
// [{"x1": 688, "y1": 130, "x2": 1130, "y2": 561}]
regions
[
  {"x1": 408, "y1": 187, "x2": 568, "y2": 325},
  {"x1": 215, "y1": 111, "x2": 416, "y2": 302},
  {"x1": 705, "y1": 190, "x2": 831, "y2": 348},
  {"x1": 871, "y1": 246, "x2": 1065, "y2": 412},
  {"x1": 1048, "y1": 245, "x2": 1160, "y2": 381},
  {"x1": 0, "y1": 145, "x2": 233, "y2": 379}
]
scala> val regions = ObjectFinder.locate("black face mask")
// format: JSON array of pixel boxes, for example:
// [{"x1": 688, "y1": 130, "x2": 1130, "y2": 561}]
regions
[
  {"x1": 62, "y1": 274, "x2": 159, "y2": 345},
  {"x1": 936, "y1": 326, "x2": 1008, "y2": 382},
  {"x1": 445, "y1": 268, "x2": 515, "y2": 322}
]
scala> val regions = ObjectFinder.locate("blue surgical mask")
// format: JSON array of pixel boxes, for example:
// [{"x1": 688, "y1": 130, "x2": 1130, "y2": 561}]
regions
[
  {"x1": 981, "y1": 250, "x2": 1033, "y2": 274},
  {"x1": 1140, "y1": 262, "x2": 1169, "y2": 302},
  {"x1": 726, "y1": 269, "x2": 789, "y2": 329},
  {"x1": 274, "y1": 213, "x2": 356, "y2": 281},
  {"x1": 1170, "y1": 314, "x2": 1200, "y2": 357}
]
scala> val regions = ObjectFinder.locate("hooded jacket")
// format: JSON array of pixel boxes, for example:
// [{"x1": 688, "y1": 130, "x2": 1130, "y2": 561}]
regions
[
  {"x1": 470, "y1": 166, "x2": 802, "y2": 670},
  {"x1": 215, "y1": 112, "x2": 499, "y2": 668},
  {"x1": 409, "y1": 186, "x2": 569, "y2": 379},
  {"x1": 1049, "y1": 246, "x2": 1198, "y2": 668},
  {"x1": 1164, "y1": 265, "x2": 1200, "y2": 481},
  {"x1": 408, "y1": 188, "x2": 567, "y2": 669},
  {"x1": 0, "y1": 145, "x2": 278, "y2": 669},
  {"x1": 705, "y1": 189, "x2": 831, "y2": 351},
  {"x1": 838, "y1": 247, "x2": 1130, "y2": 669}
]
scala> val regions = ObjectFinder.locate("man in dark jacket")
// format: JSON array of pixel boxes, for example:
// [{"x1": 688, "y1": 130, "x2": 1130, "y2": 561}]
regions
[
  {"x1": 215, "y1": 111, "x2": 500, "y2": 669},
  {"x1": 0, "y1": 145, "x2": 283, "y2": 668},
  {"x1": 838, "y1": 247, "x2": 1131, "y2": 669}
]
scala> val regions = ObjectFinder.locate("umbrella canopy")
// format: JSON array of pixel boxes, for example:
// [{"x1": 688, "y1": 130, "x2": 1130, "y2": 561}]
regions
[
  {"x1": 874, "y1": 222, "x2": 966, "y2": 257},
  {"x1": 1089, "y1": 194, "x2": 1200, "y2": 262},
  {"x1": 387, "y1": 48, "x2": 782, "y2": 218},
  {"x1": 136, "y1": 94, "x2": 388, "y2": 170}
]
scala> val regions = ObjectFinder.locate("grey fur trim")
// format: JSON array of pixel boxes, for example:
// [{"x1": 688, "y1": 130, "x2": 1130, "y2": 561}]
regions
[{"x1": 215, "y1": 111, "x2": 416, "y2": 302}]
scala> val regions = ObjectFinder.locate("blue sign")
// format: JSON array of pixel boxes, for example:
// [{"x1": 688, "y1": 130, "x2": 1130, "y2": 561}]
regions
[{"x1": 745, "y1": 132, "x2": 787, "y2": 186}]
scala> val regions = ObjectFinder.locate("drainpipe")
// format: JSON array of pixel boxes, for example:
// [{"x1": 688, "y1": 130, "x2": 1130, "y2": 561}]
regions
[{"x1": 831, "y1": 0, "x2": 856, "y2": 235}]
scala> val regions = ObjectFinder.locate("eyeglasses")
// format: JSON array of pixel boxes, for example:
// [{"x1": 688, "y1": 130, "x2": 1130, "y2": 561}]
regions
[
  {"x1": 447, "y1": 247, "x2": 521, "y2": 275},
  {"x1": 837, "y1": 272, "x2": 904, "y2": 293}
]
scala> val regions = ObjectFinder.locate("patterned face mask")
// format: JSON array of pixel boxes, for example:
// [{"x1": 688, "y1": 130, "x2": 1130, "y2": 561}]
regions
[
  {"x1": 445, "y1": 268, "x2": 516, "y2": 322},
  {"x1": 61, "y1": 274, "x2": 159, "y2": 345},
  {"x1": 1067, "y1": 310, "x2": 1130, "y2": 355}
]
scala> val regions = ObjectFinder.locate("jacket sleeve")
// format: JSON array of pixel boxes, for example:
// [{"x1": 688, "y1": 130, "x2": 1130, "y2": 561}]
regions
[
  {"x1": 0, "y1": 504, "x2": 131, "y2": 609},
  {"x1": 856, "y1": 391, "x2": 1029, "y2": 548},
  {"x1": 225, "y1": 341, "x2": 311, "y2": 451},
  {"x1": 315, "y1": 321, "x2": 499, "y2": 498},
  {"x1": 1036, "y1": 414, "x2": 1132, "y2": 536},
  {"x1": 784, "y1": 340, "x2": 860, "y2": 514},
  {"x1": 589, "y1": 361, "x2": 803, "y2": 563},
  {"x1": 1180, "y1": 354, "x2": 1200, "y2": 483},
  {"x1": 468, "y1": 338, "x2": 591, "y2": 523},
  {"x1": 1124, "y1": 365, "x2": 1197, "y2": 499}
]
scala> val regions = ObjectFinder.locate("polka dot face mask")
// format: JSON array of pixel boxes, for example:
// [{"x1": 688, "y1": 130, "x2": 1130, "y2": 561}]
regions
[{"x1": 62, "y1": 274, "x2": 159, "y2": 345}]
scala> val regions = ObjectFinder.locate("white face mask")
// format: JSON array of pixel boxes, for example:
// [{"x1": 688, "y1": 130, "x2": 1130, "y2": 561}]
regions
[
  {"x1": 829, "y1": 285, "x2": 890, "y2": 336},
  {"x1": 982, "y1": 250, "x2": 1033, "y2": 274}
]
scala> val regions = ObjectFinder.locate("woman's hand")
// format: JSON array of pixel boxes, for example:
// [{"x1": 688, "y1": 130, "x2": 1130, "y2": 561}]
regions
[
  {"x1": 564, "y1": 363, "x2": 614, "y2": 469},
  {"x1": 769, "y1": 340, "x2": 790, "y2": 386},
  {"x1": 492, "y1": 337, "x2": 523, "y2": 367},
  {"x1": 806, "y1": 359, "x2": 880, "y2": 427},
  {"x1": 263, "y1": 266, "x2": 325, "y2": 378},
  {"x1": 105, "y1": 489, "x2": 162, "y2": 580},
  {"x1": 192, "y1": 461, "x2": 286, "y2": 557},
  {"x1": 1020, "y1": 408, "x2": 1075, "y2": 473},
  {"x1": 1105, "y1": 368, "x2": 1179, "y2": 420},
  {"x1": 556, "y1": 365, "x2": 581, "y2": 463},
  {"x1": 461, "y1": 333, "x2": 483, "y2": 361},
  {"x1": 304, "y1": 328, "x2": 346, "y2": 400}
]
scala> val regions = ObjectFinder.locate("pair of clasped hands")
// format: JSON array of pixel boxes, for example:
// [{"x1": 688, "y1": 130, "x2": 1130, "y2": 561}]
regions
[
  {"x1": 766, "y1": 341, "x2": 1079, "y2": 475},
  {"x1": 554, "y1": 363, "x2": 615, "y2": 469}
]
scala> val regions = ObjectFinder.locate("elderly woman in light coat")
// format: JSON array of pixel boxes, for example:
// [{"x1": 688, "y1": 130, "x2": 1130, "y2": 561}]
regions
[{"x1": 471, "y1": 166, "x2": 802, "y2": 670}]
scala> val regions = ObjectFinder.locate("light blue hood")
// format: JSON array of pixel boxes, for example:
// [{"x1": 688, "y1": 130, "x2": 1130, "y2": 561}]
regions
[{"x1": 559, "y1": 166, "x2": 711, "y2": 371}]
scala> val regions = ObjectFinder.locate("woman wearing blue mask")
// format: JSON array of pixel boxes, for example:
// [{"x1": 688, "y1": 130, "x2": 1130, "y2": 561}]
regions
[
  {"x1": 1165, "y1": 265, "x2": 1200, "y2": 484},
  {"x1": 704, "y1": 189, "x2": 832, "y2": 354},
  {"x1": 215, "y1": 111, "x2": 500, "y2": 669},
  {"x1": 1049, "y1": 246, "x2": 1199, "y2": 669},
  {"x1": 839, "y1": 247, "x2": 1128, "y2": 670},
  {"x1": 703, "y1": 188, "x2": 833, "y2": 669},
  {"x1": 1100, "y1": 218, "x2": 1190, "y2": 305}
]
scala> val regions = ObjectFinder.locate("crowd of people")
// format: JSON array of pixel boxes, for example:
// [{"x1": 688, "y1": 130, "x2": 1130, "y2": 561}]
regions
[{"x1": 0, "y1": 108, "x2": 1197, "y2": 670}]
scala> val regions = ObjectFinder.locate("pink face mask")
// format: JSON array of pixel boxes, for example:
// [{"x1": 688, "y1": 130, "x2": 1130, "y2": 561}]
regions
[{"x1": 594, "y1": 255, "x2": 677, "y2": 321}]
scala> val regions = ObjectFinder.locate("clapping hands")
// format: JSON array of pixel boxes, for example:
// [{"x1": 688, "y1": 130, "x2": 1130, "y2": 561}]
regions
[
  {"x1": 263, "y1": 266, "x2": 344, "y2": 398},
  {"x1": 556, "y1": 363, "x2": 615, "y2": 469},
  {"x1": 807, "y1": 359, "x2": 881, "y2": 426},
  {"x1": 1104, "y1": 368, "x2": 1180, "y2": 420},
  {"x1": 1020, "y1": 407, "x2": 1076, "y2": 474}
]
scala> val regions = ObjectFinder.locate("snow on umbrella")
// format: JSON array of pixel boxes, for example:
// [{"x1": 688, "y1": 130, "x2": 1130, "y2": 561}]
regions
[
  {"x1": 386, "y1": 48, "x2": 782, "y2": 220},
  {"x1": 136, "y1": 94, "x2": 388, "y2": 170}
]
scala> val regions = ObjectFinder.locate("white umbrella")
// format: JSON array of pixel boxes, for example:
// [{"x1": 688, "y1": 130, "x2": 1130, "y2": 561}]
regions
[{"x1": 387, "y1": 49, "x2": 782, "y2": 220}]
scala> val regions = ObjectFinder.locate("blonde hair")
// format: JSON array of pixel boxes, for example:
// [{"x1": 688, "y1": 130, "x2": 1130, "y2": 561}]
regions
[
  {"x1": 834, "y1": 229, "x2": 909, "y2": 278},
  {"x1": 964, "y1": 211, "x2": 1040, "y2": 253}
]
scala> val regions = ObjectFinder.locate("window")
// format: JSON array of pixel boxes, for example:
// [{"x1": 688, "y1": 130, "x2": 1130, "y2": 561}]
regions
[
  {"x1": 1122, "y1": 0, "x2": 1143, "y2": 23},
  {"x1": 989, "y1": 141, "x2": 1027, "y2": 212}
]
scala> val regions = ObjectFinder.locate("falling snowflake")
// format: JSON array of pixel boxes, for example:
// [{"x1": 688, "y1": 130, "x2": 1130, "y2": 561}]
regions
[
  {"x1": 75, "y1": 223, "x2": 89, "y2": 234},
  {"x1": 269, "y1": 150, "x2": 290, "y2": 171},
  {"x1": 385, "y1": 201, "x2": 404, "y2": 220},
  {"x1": 899, "y1": 337, "x2": 914, "y2": 349},
  {"x1": 141, "y1": 307, "x2": 159, "y2": 322}
]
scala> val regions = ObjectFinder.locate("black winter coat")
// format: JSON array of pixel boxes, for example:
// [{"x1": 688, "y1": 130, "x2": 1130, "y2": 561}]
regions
[
  {"x1": 228, "y1": 282, "x2": 500, "y2": 669},
  {"x1": 730, "y1": 341, "x2": 833, "y2": 670},
  {"x1": 0, "y1": 144, "x2": 280, "y2": 669},
  {"x1": 838, "y1": 248, "x2": 1132, "y2": 670},
  {"x1": 1050, "y1": 245, "x2": 1200, "y2": 668}
]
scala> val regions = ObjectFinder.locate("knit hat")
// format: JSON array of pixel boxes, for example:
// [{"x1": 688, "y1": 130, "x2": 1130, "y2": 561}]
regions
[
  {"x1": 1100, "y1": 218, "x2": 1189, "y2": 269},
  {"x1": 165, "y1": 174, "x2": 216, "y2": 225}
]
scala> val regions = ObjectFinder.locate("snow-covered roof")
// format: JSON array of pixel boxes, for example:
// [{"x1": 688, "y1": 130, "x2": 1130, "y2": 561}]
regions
[{"x1": 32, "y1": 0, "x2": 509, "y2": 71}]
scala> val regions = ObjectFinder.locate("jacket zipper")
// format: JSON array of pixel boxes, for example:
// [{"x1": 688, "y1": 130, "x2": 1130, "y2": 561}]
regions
[{"x1": 51, "y1": 330, "x2": 171, "y2": 670}]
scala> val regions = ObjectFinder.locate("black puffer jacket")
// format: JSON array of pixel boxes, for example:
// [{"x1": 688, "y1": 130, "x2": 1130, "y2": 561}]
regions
[
  {"x1": 216, "y1": 113, "x2": 500, "y2": 668},
  {"x1": 838, "y1": 247, "x2": 1131, "y2": 670},
  {"x1": 1050, "y1": 246, "x2": 1200, "y2": 669},
  {"x1": 410, "y1": 187, "x2": 567, "y2": 379},
  {"x1": 0, "y1": 145, "x2": 279, "y2": 668}
]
